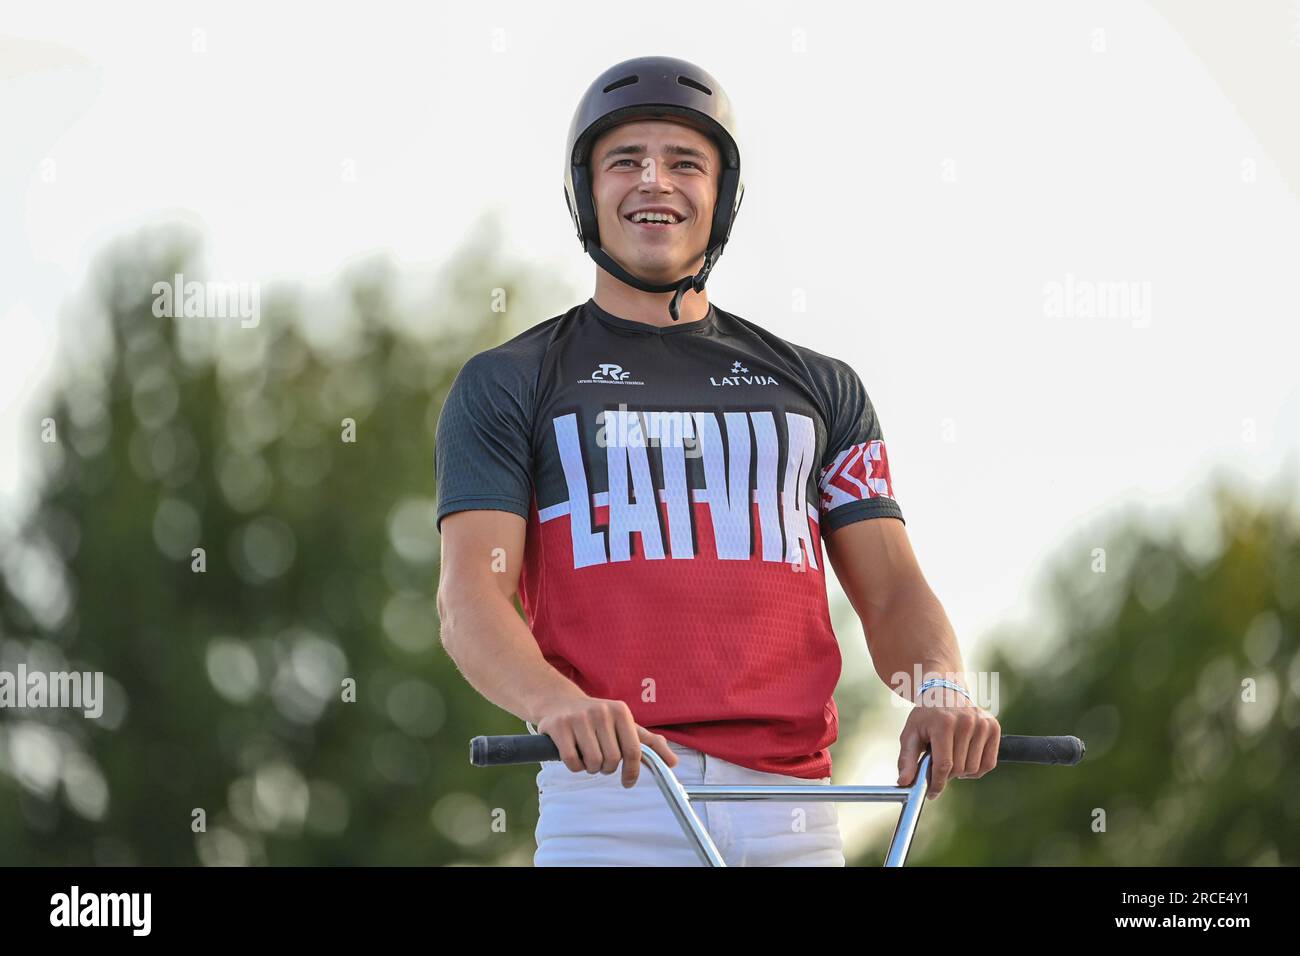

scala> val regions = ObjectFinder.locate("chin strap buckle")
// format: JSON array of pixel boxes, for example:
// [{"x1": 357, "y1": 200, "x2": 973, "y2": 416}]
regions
[{"x1": 668, "y1": 247, "x2": 721, "y2": 322}]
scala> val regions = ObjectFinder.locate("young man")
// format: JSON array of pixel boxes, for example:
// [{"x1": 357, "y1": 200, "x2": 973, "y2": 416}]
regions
[{"x1": 435, "y1": 56, "x2": 1001, "y2": 866}]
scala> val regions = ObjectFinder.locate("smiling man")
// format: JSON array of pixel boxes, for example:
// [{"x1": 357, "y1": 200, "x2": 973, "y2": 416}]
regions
[{"x1": 435, "y1": 56, "x2": 1001, "y2": 866}]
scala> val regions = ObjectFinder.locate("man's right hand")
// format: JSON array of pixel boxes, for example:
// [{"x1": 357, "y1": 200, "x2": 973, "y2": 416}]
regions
[{"x1": 535, "y1": 697, "x2": 678, "y2": 788}]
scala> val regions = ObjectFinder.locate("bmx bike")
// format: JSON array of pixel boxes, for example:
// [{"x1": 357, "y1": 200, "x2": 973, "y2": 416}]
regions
[{"x1": 470, "y1": 731, "x2": 1085, "y2": 866}]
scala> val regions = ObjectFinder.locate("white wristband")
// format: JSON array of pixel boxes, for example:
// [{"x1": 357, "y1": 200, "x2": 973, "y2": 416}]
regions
[{"x1": 916, "y1": 677, "x2": 973, "y2": 704}]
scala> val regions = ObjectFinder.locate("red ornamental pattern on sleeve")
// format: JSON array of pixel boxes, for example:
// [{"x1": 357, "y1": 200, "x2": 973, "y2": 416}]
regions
[{"x1": 818, "y1": 439, "x2": 896, "y2": 513}]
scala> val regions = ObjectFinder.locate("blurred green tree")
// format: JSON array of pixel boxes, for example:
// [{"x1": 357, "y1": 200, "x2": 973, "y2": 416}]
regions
[
  {"x1": 0, "y1": 216, "x2": 569, "y2": 865},
  {"x1": 858, "y1": 480, "x2": 1300, "y2": 866}
]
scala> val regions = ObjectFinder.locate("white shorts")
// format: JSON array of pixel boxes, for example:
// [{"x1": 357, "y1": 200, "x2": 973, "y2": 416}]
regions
[{"x1": 533, "y1": 739, "x2": 844, "y2": 866}]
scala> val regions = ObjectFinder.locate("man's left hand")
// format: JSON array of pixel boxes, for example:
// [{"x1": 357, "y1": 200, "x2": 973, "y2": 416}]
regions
[{"x1": 896, "y1": 691, "x2": 1001, "y2": 800}]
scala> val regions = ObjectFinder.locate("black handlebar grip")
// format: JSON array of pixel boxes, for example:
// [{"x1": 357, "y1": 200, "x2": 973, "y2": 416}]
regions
[
  {"x1": 470, "y1": 734, "x2": 561, "y2": 767},
  {"x1": 996, "y1": 734, "x2": 1085, "y2": 765}
]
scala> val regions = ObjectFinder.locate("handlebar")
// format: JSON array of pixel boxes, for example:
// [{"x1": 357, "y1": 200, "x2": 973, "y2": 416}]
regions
[{"x1": 470, "y1": 732, "x2": 1086, "y2": 768}]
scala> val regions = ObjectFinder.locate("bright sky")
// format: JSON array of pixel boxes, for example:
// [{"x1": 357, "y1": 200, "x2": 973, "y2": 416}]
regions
[{"x1": 4, "y1": 1, "x2": 1300, "y2": 857}]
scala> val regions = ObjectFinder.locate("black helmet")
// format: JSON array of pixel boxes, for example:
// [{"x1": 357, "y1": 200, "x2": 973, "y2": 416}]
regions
[{"x1": 564, "y1": 56, "x2": 745, "y2": 322}]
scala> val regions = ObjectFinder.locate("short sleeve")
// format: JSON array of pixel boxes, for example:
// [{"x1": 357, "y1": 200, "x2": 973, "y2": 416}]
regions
[
  {"x1": 435, "y1": 351, "x2": 535, "y2": 532},
  {"x1": 817, "y1": 360, "x2": 904, "y2": 533}
]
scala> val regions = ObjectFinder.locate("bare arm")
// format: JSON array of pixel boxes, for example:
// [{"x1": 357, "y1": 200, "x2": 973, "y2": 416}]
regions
[
  {"x1": 824, "y1": 517, "x2": 964, "y2": 696},
  {"x1": 825, "y1": 517, "x2": 999, "y2": 797},
  {"x1": 436, "y1": 509, "x2": 677, "y2": 783},
  {"x1": 436, "y1": 509, "x2": 585, "y2": 725}
]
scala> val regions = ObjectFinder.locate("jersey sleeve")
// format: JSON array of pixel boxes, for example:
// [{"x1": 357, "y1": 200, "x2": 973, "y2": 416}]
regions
[
  {"x1": 817, "y1": 359, "x2": 904, "y2": 533},
  {"x1": 435, "y1": 351, "x2": 535, "y2": 532}
]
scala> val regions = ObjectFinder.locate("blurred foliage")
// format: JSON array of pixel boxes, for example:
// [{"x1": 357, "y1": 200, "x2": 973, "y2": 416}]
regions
[
  {"x1": 0, "y1": 218, "x2": 568, "y2": 864},
  {"x1": 863, "y1": 481, "x2": 1300, "y2": 866},
  {"x1": 2, "y1": 219, "x2": 1296, "y2": 865}
]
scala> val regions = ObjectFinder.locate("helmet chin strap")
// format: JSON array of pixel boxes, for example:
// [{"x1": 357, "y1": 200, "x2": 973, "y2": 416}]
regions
[{"x1": 588, "y1": 243, "x2": 722, "y2": 323}]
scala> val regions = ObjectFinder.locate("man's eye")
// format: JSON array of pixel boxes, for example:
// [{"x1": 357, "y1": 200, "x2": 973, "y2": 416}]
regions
[{"x1": 610, "y1": 159, "x2": 701, "y2": 169}]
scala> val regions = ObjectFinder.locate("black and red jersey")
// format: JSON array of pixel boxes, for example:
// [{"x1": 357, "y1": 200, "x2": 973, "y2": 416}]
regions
[{"x1": 435, "y1": 297, "x2": 903, "y2": 777}]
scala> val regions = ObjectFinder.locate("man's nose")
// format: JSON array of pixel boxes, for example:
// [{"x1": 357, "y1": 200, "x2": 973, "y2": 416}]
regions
[{"x1": 637, "y1": 157, "x2": 676, "y2": 189}]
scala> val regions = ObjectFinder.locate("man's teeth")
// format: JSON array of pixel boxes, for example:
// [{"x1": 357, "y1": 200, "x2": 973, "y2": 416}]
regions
[{"x1": 630, "y1": 212, "x2": 682, "y2": 223}]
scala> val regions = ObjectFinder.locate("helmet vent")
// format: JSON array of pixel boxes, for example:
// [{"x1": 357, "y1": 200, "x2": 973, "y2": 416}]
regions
[
  {"x1": 603, "y1": 74, "x2": 639, "y2": 93},
  {"x1": 676, "y1": 76, "x2": 712, "y2": 96}
]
